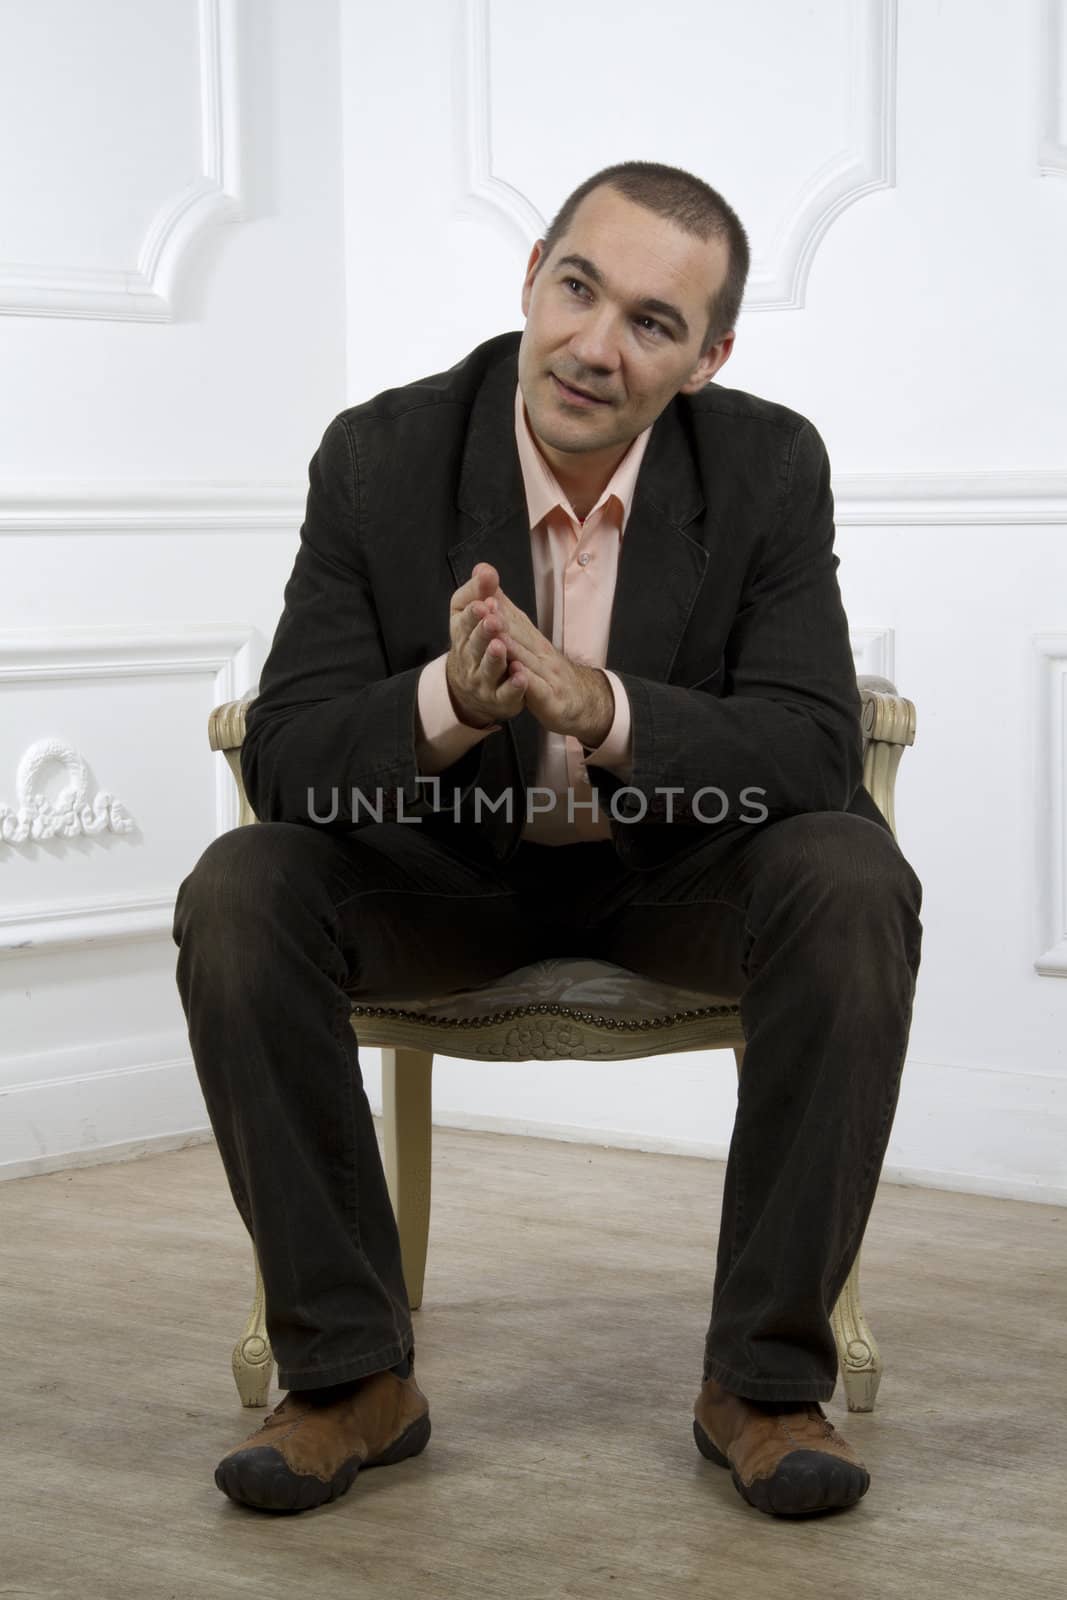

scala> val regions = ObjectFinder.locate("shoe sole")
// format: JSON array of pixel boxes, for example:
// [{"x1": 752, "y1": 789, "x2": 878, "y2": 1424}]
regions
[
  {"x1": 692, "y1": 1417, "x2": 870, "y2": 1516},
  {"x1": 215, "y1": 1409, "x2": 432, "y2": 1514}
]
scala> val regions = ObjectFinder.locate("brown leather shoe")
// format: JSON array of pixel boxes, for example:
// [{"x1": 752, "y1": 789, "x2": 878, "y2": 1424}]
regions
[
  {"x1": 214, "y1": 1363, "x2": 431, "y2": 1513},
  {"x1": 693, "y1": 1376, "x2": 870, "y2": 1516}
]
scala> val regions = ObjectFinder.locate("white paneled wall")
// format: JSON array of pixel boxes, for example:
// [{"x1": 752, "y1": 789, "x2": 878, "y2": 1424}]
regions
[
  {"x1": 341, "y1": 0, "x2": 1067, "y2": 1203},
  {"x1": 0, "y1": 0, "x2": 344, "y2": 1175},
  {"x1": 2, "y1": 0, "x2": 1065, "y2": 1202}
]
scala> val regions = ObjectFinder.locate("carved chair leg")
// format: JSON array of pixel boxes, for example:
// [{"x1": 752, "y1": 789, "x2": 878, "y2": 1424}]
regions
[
  {"x1": 233, "y1": 1242, "x2": 273, "y2": 1407},
  {"x1": 380, "y1": 1045, "x2": 434, "y2": 1312},
  {"x1": 831, "y1": 1247, "x2": 882, "y2": 1412},
  {"x1": 732, "y1": 1043, "x2": 882, "y2": 1413}
]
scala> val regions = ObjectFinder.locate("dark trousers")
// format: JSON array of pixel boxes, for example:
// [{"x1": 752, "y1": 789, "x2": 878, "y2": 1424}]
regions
[{"x1": 171, "y1": 806, "x2": 922, "y2": 1402}]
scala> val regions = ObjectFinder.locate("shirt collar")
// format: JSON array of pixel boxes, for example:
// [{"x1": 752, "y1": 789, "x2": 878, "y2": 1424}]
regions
[{"x1": 514, "y1": 379, "x2": 653, "y2": 535}]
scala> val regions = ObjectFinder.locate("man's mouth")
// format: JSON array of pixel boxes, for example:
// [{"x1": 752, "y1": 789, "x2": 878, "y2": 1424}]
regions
[{"x1": 552, "y1": 374, "x2": 608, "y2": 405}]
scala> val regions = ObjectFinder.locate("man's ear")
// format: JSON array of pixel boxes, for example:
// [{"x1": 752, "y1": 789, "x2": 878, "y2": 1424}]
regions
[
  {"x1": 679, "y1": 332, "x2": 735, "y2": 394},
  {"x1": 521, "y1": 239, "x2": 547, "y2": 315}
]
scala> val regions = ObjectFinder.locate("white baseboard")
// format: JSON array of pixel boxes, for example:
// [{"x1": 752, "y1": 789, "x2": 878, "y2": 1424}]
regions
[
  {"x1": 390, "y1": 1106, "x2": 1067, "y2": 1208},
  {"x1": 0, "y1": 1126, "x2": 214, "y2": 1183},
  {"x1": 3, "y1": 1047, "x2": 1063, "y2": 1209}
]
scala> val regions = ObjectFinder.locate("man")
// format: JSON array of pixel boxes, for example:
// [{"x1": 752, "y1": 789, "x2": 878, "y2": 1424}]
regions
[{"x1": 172, "y1": 160, "x2": 922, "y2": 1520}]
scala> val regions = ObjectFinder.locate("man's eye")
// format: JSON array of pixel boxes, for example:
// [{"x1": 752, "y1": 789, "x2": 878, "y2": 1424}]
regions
[{"x1": 564, "y1": 281, "x2": 666, "y2": 338}]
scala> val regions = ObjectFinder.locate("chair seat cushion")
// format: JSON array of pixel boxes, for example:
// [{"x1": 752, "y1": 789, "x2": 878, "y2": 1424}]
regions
[{"x1": 350, "y1": 956, "x2": 739, "y2": 1025}]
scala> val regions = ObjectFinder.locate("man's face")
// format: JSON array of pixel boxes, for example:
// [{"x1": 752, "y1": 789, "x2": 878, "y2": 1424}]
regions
[{"x1": 518, "y1": 185, "x2": 735, "y2": 467}]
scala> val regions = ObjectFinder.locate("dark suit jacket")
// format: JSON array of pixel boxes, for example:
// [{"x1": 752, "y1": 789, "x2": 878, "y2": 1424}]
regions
[{"x1": 241, "y1": 330, "x2": 888, "y2": 872}]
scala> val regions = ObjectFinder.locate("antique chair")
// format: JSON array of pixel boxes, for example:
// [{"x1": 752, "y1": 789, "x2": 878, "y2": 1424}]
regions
[{"x1": 207, "y1": 675, "x2": 915, "y2": 1415}]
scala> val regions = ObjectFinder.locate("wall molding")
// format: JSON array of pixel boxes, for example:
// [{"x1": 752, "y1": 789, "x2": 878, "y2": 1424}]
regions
[
  {"x1": 0, "y1": 892, "x2": 176, "y2": 955},
  {"x1": 2, "y1": 471, "x2": 1065, "y2": 537},
  {"x1": 460, "y1": 0, "x2": 897, "y2": 312},
  {"x1": 1039, "y1": 0, "x2": 1067, "y2": 177},
  {"x1": 831, "y1": 470, "x2": 1067, "y2": 525},
  {"x1": 0, "y1": 0, "x2": 242, "y2": 321},
  {"x1": 850, "y1": 627, "x2": 894, "y2": 680},
  {"x1": 0, "y1": 625, "x2": 255, "y2": 952},
  {"x1": 0, "y1": 482, "x2": 304, "y2": 533},
  {"x1": 1034, "y1": 635, "x2": 1067, "y2": 976}
]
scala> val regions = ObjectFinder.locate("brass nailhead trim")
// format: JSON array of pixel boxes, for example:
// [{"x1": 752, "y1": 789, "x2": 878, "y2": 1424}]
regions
[{"x1": 348, "y1": 999, "x2": 739, "y2": 1030}]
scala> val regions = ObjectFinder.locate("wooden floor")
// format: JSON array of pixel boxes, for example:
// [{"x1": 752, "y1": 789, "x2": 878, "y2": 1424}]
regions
[{"x1": 2, "y1": 1125, "x2": 1064, "y2": 1599}]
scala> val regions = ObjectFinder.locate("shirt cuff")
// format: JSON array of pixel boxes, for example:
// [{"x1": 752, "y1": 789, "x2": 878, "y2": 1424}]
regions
[
  {"x1": 581, "y1": 669, "x2": 632, "y2": 778},
  {"x1": 416, "y1": 653, "x2": 501, "y2": 778}
]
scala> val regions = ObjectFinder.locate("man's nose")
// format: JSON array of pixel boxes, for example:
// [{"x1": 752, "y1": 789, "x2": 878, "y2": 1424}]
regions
[{"x1": 568, "y1": 313, "x2": 622, "y2": 373}]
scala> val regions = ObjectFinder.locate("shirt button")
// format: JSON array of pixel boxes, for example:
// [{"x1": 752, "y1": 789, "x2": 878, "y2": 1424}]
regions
[{"x1": 577, "y1": 552, "x2": 591, "y2": 566}]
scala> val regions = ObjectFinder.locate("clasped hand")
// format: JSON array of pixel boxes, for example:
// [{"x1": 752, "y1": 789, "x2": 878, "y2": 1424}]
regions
[{"x1": 446, "y1": 562, "x2": 613, "y2": 748}]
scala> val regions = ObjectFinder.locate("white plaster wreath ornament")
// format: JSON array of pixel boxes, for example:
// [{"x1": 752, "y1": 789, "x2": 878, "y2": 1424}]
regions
[{"x1": 0, "y1": 739, "x2": 134, "y2": 844}]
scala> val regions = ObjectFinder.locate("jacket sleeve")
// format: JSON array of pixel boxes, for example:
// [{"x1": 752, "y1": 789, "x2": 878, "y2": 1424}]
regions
[
  {"x1": 240, "y1": 414, "x2": 493, "y2": 834},
  {"x1": 591, "y1": 418, "x2": 863, "y2": 829}
]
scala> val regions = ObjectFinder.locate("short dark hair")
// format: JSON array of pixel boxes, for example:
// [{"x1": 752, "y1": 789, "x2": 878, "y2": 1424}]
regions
[{"x1": 535, "y1": 160, "x2": 750, "y2": 355}]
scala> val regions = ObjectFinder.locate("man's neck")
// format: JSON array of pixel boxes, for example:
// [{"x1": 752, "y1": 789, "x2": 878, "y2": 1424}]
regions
[
  {"x1": 546, "y1": 454, "x2": 625, "y2": 525},
  {"x1": 522, "y1": 396, "x2": 629, "y2": 523}
]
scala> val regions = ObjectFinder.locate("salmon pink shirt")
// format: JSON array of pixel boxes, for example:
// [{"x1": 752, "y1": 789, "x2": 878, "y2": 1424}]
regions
[{"x1": 414, "y1": 381, "x2": 652, "y2": 846}]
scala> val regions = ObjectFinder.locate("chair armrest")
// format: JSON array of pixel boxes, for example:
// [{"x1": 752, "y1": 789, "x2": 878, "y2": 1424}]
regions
[
  {"x1": 208, "y1": 690, "x2": 257, "y2": 754},
  {"x1": 205, "y1": 679, "x2": 918, "y2": 840},
  {"x1": 856, "y1": 675, "x2": 916, "y2": 840},
  {"x1": 208, "y1": 690, "x2": 259, "y2": 827}
]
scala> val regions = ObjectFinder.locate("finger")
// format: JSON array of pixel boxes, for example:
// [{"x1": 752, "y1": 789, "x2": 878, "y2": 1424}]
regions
[
  {"x1": 501, "y1": 662, "x2": 527, "y2": 699},
  {"x1": 480, "y1": 631, "x2": 528, "y2": 697},
  {"x1": 496, "y1": 631, "x2": 540, "y2": 672},
  {"x1": 464, "y1": 636, "x2": 522, "y2": 721},
  {"x1": 493, "y1": 661, "x2": 527, "y2": 706},
  {"x1": 470, "y1": 600, "x2": 511, "y2": 660},
  {"x1": 467, "y1": 617, "x2": 495, "y2": 681},
  {"x1": 488, "y1": 587, "x2": 529, "y2": 624},
  {"x1": 488, "y1": 591, "x2": 539, "y2": 651},
  {"x1": 476, "y1": 633, "x2": 509, "y2": 686},
  {"x1": 483, "y1": 617, "x2": 527, "y2": 681},
  {"x1": 461, "y1": 618, "x2": 517, "y2": 718},
  {"x1": 465, "y1": 612, "x2": 499, "y2": 671},
  {"x1": 450, "y1": 599, "x2": 492, "y2": 656},
  {"x1": 450, "y1": 564, "x2": 499, "y2": 616}
]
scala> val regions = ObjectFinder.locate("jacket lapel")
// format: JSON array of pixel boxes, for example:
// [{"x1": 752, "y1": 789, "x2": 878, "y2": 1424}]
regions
[
  {"x1": 451, "y1": 351, "x2": 542, "y2": 798},
  {"x1": 604, "y1": 395, "x2": 708, "y2": 683}
]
